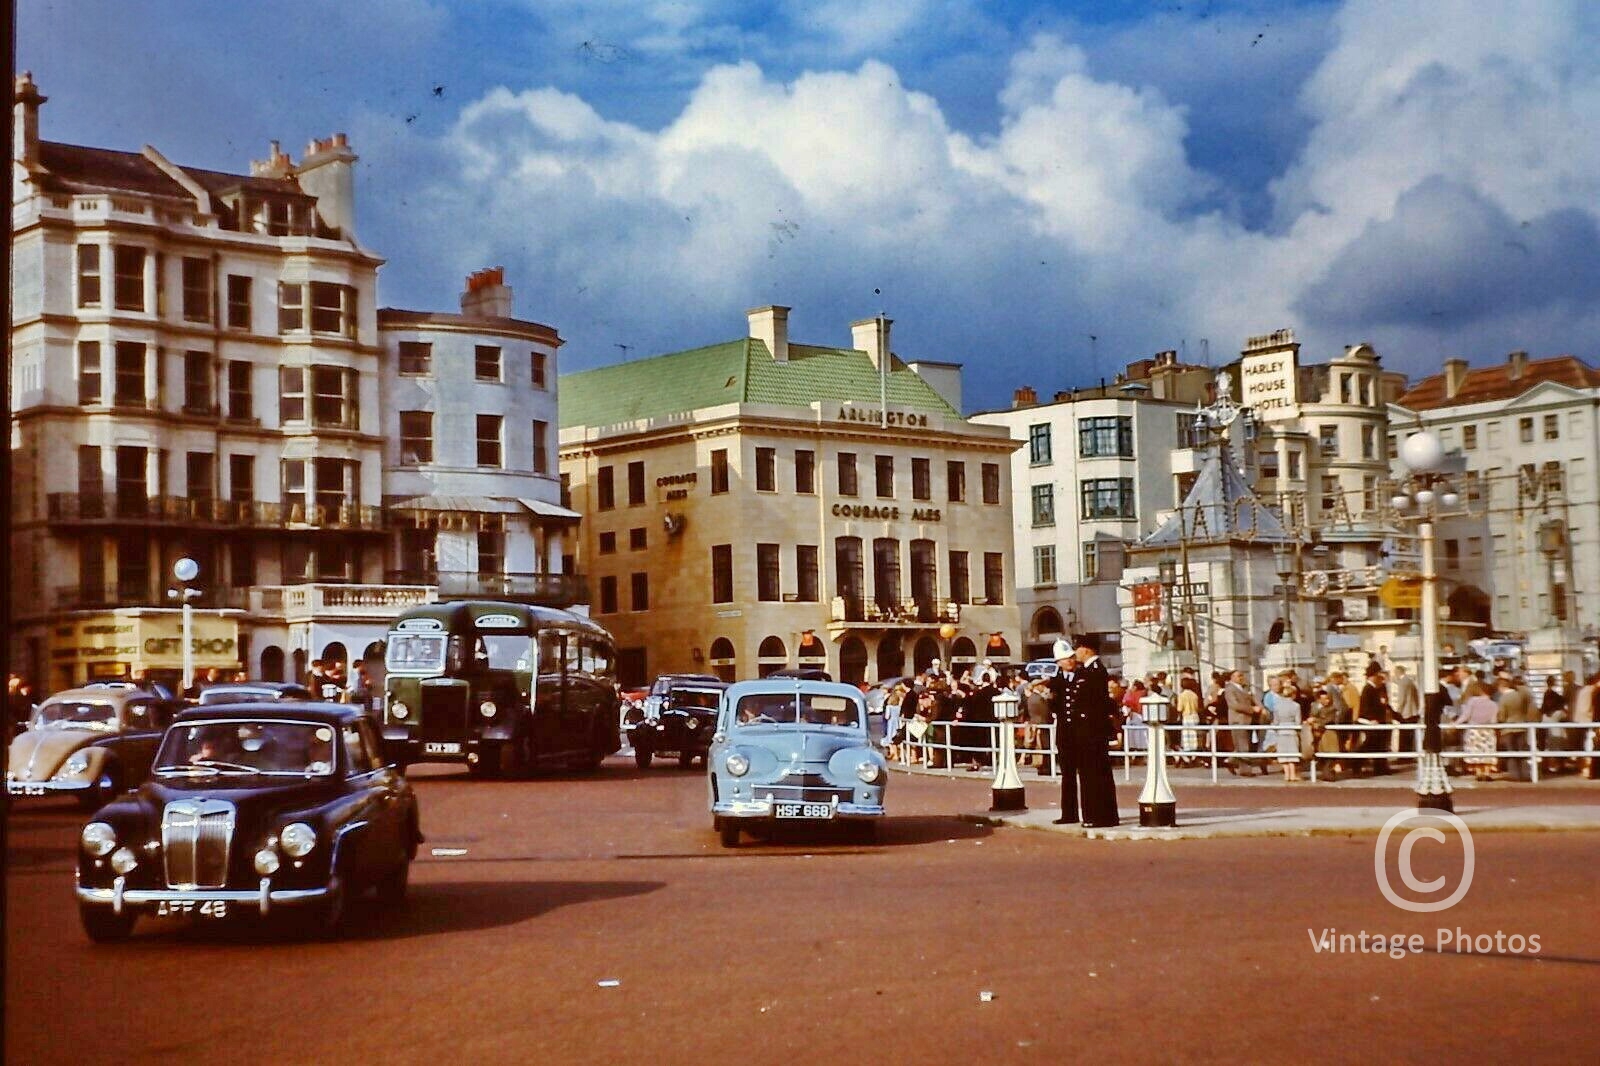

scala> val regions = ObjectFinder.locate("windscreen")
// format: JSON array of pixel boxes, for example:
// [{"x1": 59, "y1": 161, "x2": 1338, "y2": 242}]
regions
[
  {"x1": 386, "y1": 633, "x2": 446, "y2": 674},
  {"x1": 154, "y1": 721, "x2": 338, "y2": 778},
  {"x1": 732, "y1": 692, "x2": 863, "y2": 729},
  {"x1": 35, "y1": 700, "x2": 118, "y2": 731},
  {"x1": 471, "y1": 635, "x2": 535, "y2": 672}
]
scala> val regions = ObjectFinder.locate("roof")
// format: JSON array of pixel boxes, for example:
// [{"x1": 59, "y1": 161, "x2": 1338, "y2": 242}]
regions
[
  {"x1": 559, "y1": 338, "x2": 960, "y2": 428},
  {"x1": 390, "y1": 600, "x2": 610, "y2": 638},
  {"x1": 1398, "y1": 356, "x2": 1600, "y2": 410},
  {"x1": 35, "y1": 141, "x2": 310, "y2": 202},
  {"x1": 377, "y1": 307, "x2": 561, "y2": 347},
  {"x1": 1142, "y1": 448, "x2": 1293, "y2": 546}
]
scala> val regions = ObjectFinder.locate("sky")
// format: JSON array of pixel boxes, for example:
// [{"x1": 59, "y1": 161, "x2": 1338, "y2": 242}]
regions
[{"x1": 19, "y1": 0, "x2": 1600, "y2": 412}]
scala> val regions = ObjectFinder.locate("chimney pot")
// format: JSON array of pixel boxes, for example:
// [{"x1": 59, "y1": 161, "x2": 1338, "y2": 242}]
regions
[
  {"x1": 1444, "y1": 358, "x2": 1468, "y2": 399},
  {"x1": 1012, "y1": 385, "x2": 1038, "y2": 408},
  {"x1": 747, "y1": 305, "x2": 790, "y2": 362},
  {"x1": 1508, "y1": 350, "x2": 1528, "y2": 381},
  {"x1": 851, "y1": 316, "x2": 893, "y2": 371},
  {"x1": 460, "y1": 267, "x2": 513, "y2": 318}
]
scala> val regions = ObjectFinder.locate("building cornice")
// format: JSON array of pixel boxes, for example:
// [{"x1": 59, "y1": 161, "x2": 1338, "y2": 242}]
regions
[{"x1": 377, "y1": 308, "x2": 562, "y2": 348}]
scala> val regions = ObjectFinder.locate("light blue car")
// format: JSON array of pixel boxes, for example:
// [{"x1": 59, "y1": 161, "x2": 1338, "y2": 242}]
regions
[{"x1": 708, "y1": 679, "x2": 887, "y2": 847}]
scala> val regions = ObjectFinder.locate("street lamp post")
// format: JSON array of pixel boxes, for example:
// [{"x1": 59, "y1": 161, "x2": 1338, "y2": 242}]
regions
[
  {"x1": 1137, "y1": 692, "x2": 1176, "y2": 827},
  {"x1": 989, "y1": 688, "x2": 1026, "y2": 812},
  {"x1": 1275, "y1": 542, "x2": 1296, "y2": 645},
  {"x1": 1392, "y1": 432, "x2": 1459, "y2": 812},
  {"x1": 168, "y1": 558, "x2": 201, "y2": 694}
]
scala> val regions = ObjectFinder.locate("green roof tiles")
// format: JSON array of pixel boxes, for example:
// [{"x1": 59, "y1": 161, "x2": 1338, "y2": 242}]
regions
[{"x1": 559, "y1": 337, "x2": 959, "y2": 428}]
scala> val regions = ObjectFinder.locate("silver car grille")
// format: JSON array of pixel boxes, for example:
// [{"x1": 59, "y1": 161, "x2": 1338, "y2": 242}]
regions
[{"x1": 162, "y1": 799, "x2": 236, "y2": 889}]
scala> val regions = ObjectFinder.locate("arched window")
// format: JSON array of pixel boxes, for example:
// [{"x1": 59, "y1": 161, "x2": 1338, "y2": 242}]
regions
[
  {"x1": 950, "y1": 636, "x2": 977, "y2": 668},
  {"x1": 757, "y1": 635, "x2": 787, "y2": 678},
  {"x1": 709, "y1": 637, "x2": 737, "y2": 683},
  {"x1": 260, "y1": 646, "x2": 285, "y2": 683},
  {"x1": 797, "y1": 629, "x2": 827, "y2": 664},
  {"x1": 291, "y1": 648, "x2": 307, "y2": 685},
  {"x1": 985, "y1": 633, "x2": 1012, "y2": 661},
  {"x1": 1031, "y1": 607, "x2": 1065, "y2": 639},
  {"x1": 876, "y1": 634, "x2": 904, "y2": 681},
  {"x1": 839, "y1": 637, "x2": 868, "y2": 685},
  {"x1": 913, "y1": 636, "x2": 940, "y2": 674},
  {"x1": 321, "y1": 641, "x2": 348, "y2": 669}
]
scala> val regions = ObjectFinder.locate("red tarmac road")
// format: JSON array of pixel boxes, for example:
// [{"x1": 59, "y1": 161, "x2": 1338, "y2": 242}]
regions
[{"x1": 6, "y1": 765, "x2": 1597, "y2": 1064}]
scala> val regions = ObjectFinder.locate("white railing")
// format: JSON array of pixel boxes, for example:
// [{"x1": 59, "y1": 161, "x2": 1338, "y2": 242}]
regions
[{"x1": 887, "y1": 720, "x2": 1600, "y2": 785}]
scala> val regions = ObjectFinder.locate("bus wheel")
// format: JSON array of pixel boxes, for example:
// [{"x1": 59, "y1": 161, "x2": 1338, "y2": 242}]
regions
[
  {"x1": 634, "y1": 746, "x2": 653, "y2": 770},
  {"x1": 509, "y1": 731, "x2": 536, "y2": 777}
]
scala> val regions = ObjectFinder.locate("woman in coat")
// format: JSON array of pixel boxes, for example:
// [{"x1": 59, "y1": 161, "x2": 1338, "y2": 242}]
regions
[
  {"x1": 1262, "y1": 676, "x2": 1304, "y2": 782},
  {"x1": 1456, "y1": 679, "x2": 1501, "y2": 781}
]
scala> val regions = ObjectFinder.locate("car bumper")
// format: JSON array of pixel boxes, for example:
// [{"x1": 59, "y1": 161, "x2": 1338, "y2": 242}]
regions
[
  {"x1": 7, "y1": 778, "x2": 91, "y2": 796},
  {"x1": 77, "y1": 875, "x2": 334, "y2": 917},
  {"x1": 713, "y1": 799, "x2": 885, "y2": 820}
]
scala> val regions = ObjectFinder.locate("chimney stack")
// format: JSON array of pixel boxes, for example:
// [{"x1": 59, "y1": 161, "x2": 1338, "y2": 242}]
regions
[
  {"x1": 461, "y1": 267, "x2": 513, "y2": 318},
  {"x1": 1508, "y1": 349, "x2": 1528, "y2": 382},
  {"x1": 747, "y1": 305, "x2": 790, "y2": 362},
  {"x1": 1012, "y1": 385, "x2": 1038, "y2": 409},
  {"x1": 1444, "y1": 358, "x2": 1468, "y2": 399},
  {"x1": 851, "y1": 316, "x2": 893, "y2": 372},
  {"x1": 292, "y1": 131, "x2": 358, "y2": 237},
  {"x1": 13, "y1": 71, "x2": 46, "y2": 170}
]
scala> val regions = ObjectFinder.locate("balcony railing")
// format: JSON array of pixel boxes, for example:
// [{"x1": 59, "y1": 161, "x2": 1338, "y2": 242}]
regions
[
  {"x1": 53, "y1": 584, "x2": 254, "y2": 612},
  {"x1": 828, "y1": 596, "x2": 962, "y2": 626},
  {"x1": 252, "y1": 583, "x2": 436, "y2": 622},
  {"x1": 46, "y1": 494, "x2": 384, "y2": 531},
  {"x1": 408, "y1": 571, "x2": 589, "y2": 606}
]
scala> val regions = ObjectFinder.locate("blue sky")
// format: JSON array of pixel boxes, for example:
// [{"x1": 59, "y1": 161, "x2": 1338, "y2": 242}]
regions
[{"x1": 20, "y1": 1, "x2": 1600, "y2": 410}]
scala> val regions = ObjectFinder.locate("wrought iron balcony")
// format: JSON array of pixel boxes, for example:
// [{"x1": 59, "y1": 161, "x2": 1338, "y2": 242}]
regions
[
  {"x1": 400, "y1": 570, "x2": 590, "y2": 606},
  {"x1": 827, "y1": 596, "x2": 962, "y2": 627},
  {"x1": 46, "y1": 494, "x2": 383, "y2": 531}
]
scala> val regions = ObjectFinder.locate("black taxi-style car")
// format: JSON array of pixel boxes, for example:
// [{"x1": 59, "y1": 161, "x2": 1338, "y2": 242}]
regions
[
  {"x1": 7, "y1": 685, "x2": 181, "y2": 809},
  {"x1": 625, "y1": 676, "x2": 728, "y2": 769},
  {"x1": 75, "y1": 703, "x2": 420, "y2": 942}
]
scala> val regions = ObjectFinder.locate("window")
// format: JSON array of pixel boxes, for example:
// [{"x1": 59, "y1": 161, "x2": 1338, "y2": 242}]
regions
[
  {"x1": 1028, "y1": 423, "x2": 1052, "y2": 464},
  {"x1": 1359, "y1": 376, "x2": 1372, "y2": 406},
  {"x1": 1339, "y1": 374, "x2": 1352, "y2": 404},
  {"x1": 476, "y1": 414, "x2": 503, "y2": 467},
  {"x1": 1287, "y1": 450, "x2": 1301, "y2": 479},
  {"x1": 711, "y1": 544, "x2": 733, "y2": 603},
  {"x1": 1079, "y1": 416, "x2": 1133, "y2": 458},
  {"x1": 1445, "y1": 539, "x2": 1460, "y2": 569},
  {"x1": 77, "y1": 245, "x2": 102, "y2": 307},
  {"x1": 399, "y1": 411, "x2": 433, "y2": 464},
  {"x1": 912, "y1": 458, "x2": 931, "y2": 501},
  {"x1": 795, "y1": 449, "x2": 815, "y2": 494},
  {"x1": 1082, "y1": 542, "x2": 1100, "y2": 581},
  {"x1": 1258, "y1": 450, "x2": 1280, "y2": 478},
  {"x1": 398, "y1": 342, "x2": 432, "y2": 375},
  {"x1": 629, "y1": 527, "x2": 646, "y2": 551},
  {"x1": 597, "y1": 467, "x2": 615, "y2": 510},
  {"x1": 949, "y1": 551, "x2": 970, "y2": 604},
  {"x1": 796, "y1": 545, "x2": 819, "y2": 602},
  {"x1": 875, "y1": 455, "x2": 895, "y2": 498},
  {"x1": 947, "y1": 461, "x2": 966, "y2": 502},
  {"x1": 872, "y1": 538, "x2": 901, "y2": 607},
  {"x1": 77, "y1": 341, "x2": 102, "y2": 405},
  {"x1": 627, "y1": 461, "x2": 646, "y2": 506},
  {"x1": 310, "y1": 281, "x2": 355, "y2": 335},
  {"x1": 983, "y1": 552, "x2": 1005, "y2": 605},
  {"x1": 114, "y1": 342, "x2": 145, "y2": 406},
  {"x1": 278, "y1": 282, "x2": 304, "y2": 332},
  {"x1": 477, "y1": 530, "x2": 505, "y2": 576},
  {"x1": 1386, "y1": 434, "x2": 1398, "y2": 460},
  {"x1": 1320, "y1": 474, "x2": 1339, "y2": 511},
  {"x1": 1463, "y1": 425, "x2": 1478, "y2": 450},
  {"x1": 599, "y1": 575, "x2": 618, "y2": 614},
  {"x1": 279, "y1": 367, "x2": 306, "y2": 423},
  {"x1": 226, "y1": 275, "x2": 251, "y2": 330},
  {"x1": 1031, "y1": 484, "x2": 1055, "y2": 526},
  {"x1": 310, "y1": 366, "x2": 355, "y2": 428},
  {"x1": 598, "y1": 531, "x2": 617, "y2": 555},
  {"x1": 229, "y1": 454, "x2": 254, "y2": 503},
  {"x1": 1176, "y1": 412, "x2": 1206, "y2": 449},
  {"x1": 475, "y1": 345, "x2": 502, "y2": 381},
  {"x1": 711, "y1": 449, "x2": 730, "y2": 494},
  {"x1": 1033, "y1": 545, "x2": 1056, "y2": 587},
  {"x1": 1519, "y1": 417, "x2": 1534, "y2": 444},
  {"x1": 1079, "y1": 477, "x2": 1135, "y2": 520},
  {"x1": 981, "y1": 462, "x2": 1001, "y2": 505},
  {"x1": 756, "y1": 448, "x2": 776, "y2": 492},
  {"x1": 1318, "y1": 425, "x2": 1339, "y2": 457},
  {"x1": 183, "y1": 351, "x2": 212, "y2": 412},
  {"x1": 838, "y1": 453, "x2": 858, "y2": 497},
  {"x1": 1175, "y1": 471, "x2": 1198, "y2": 504},
  {"x1": 531, "y1": 351, "x2": 548, "y2": 389},
  {"x1": 230, "y1": 540, "x2": 255, "y2": 588},
  {"x1": 532, "y1": 419, "x2": 549, "y2": 475},
  {"x1": 630, "y1": 572, "x2": 649, "y2": 611},
  {"x1": 226, "y1": 361, "x2": 252, "y2": 420},
  {"x1": 282, "y1": 459, "x2": 307, "y2": 516},
  {"x1": 757, "y1": 543, "x2": 781, "y2": 602},
  {"x1": 1362, "y1": 425, "x2": 1376, "y2": 460},
  {"x1": 1544, "y1": 414, "x2": 1559, "y2": 441},
  {"x1": 186, "y1": 452, "x2": 214, "y2": 505},
  {"x1": 113, "y1": 245, "x2": 145, "y2": 311},
  {"x1": 181, "y1": 257, "x2": 211, "y2": 322}
]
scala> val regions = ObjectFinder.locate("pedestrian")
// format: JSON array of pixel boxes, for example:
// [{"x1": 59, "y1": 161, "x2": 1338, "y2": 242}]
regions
[
  {"x1": 1176, "y1": 672, "x2": 1203, "y2": 765},
  {"x1": 1262, "y1": 676, "x2": 1303, "y2": 782},
  {"x1": 1496, "y1": 673, "x2": 1536, "y2": 781},
  {"x1": 1357, "y1": 664, "x2": 1393, "y2": 775},
  {"x1": 1032, "y1": 636, "x2": 1118, "y2": 828},
  {"x1": 1224, "y1": 670, "x2": 1259, "y2": 776},
  {"x1": 307, "y1": 659, "x2": 331, "y2": 699},
  {"x1": 8, "y1": 674, "x2": 34, "y2": 736},
  {"x1": 348, "y1": 662, "x2": 375, "y2": 715},
  {"x1": 1457, "y1": 680, "x2": 1500, "y2": 782},
  {"x1": 1391, "y1": 665, "x2": 1421, "y2": 729}
]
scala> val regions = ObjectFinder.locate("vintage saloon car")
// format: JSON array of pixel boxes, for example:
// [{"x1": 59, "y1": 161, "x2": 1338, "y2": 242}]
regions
[
  {"x1": 75, "y1": 703, "x2": 420, "y2": 942},
  {"x1": 625, "y1": 677, "x2": 727, "y2": 769},
  {"x1": 707, "y1": 679, "x2": 887, "y2": 847},
  {"x1": 7, "y1": 686, "x2": 180, "y2": 808}
]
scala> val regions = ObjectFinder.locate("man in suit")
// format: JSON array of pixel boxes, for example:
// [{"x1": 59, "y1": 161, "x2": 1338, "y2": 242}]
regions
[
  {"x1": 1496, "y1": 673, "x2": 1536, "y2": 781},
  {"x1": 1224, "y1": 670, "x2": 1260, "y2": 776},
  {"x1": 1358, "y1": 664, "x2": 1394, "y2": 775},
  {"x1": 1033, "y1": 636, "x2": 1119, "y2": 828}
]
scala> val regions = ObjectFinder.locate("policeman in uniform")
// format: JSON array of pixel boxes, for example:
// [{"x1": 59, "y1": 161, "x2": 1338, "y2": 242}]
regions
[{"x1": 1035, "y1": 635, "x2": 1120, "y2": 827}]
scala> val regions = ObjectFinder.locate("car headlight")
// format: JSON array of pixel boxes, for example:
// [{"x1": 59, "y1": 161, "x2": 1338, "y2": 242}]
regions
[
  {"x1": 725, "y1": 752, "x2": 750, "y2": 777},
  {"x1": 82, "y1": 822, "x2": 117, "y2": 857},
  {"x1": 254, "y1": 849, "x2": 281, "y2": 876},
  {"x1": 856, "y1": 760, "x2": 883, "y2": 784},
  {"x1": 479, "y1": 700, "x2": 498, "y2": 718},
  {"x1": 110, "y1": 847, "x2": 139, "y2": 875},
  {"x1": 279, "y1": 822, "x2": 317, "y2": 858},
  {"x1": 685, "y1": 718, "x2": 699, "y2": 730},
  {"x1": 57, "y1": 750, "x2": 91, "y2": 779},
  {"x1": 391, "y1": 701, "x2": 410, "y2": 721}
]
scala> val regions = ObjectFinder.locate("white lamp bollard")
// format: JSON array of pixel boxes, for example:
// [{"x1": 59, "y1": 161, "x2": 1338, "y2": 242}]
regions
[
  {"x1": 989, "y1": 688, "x2": 1027, "y2": 812},
  {"x1": 1137, "y1": 692, "x2": 1177, "y2": 828}
]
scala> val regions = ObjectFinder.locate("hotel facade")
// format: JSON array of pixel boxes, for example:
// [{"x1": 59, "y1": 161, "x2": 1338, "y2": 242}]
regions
[{"x1": 559, "y1": 307, "x2": 1021, "y2": 687}]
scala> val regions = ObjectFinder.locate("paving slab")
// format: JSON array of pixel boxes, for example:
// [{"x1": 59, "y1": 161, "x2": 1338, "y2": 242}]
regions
[{"x1": 964, "y1": 803, "x2": 1600, "y2": 840}]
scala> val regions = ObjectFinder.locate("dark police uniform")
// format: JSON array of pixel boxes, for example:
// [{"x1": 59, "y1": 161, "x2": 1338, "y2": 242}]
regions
[{"x1": 1043, "y1": 656, "x2": 1120, "y2": 827}]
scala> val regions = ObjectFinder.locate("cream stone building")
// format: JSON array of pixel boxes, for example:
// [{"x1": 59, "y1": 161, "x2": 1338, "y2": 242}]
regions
[{"x1": 559, "y1": 307, "x2": 1021, "y2": 687}]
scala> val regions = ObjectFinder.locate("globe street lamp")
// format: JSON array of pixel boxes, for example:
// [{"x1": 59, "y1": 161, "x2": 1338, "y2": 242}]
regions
[
  {"x1": 989, "y1": 687, "x2": 1026, "y2": 812},
  {"x1": 167, "y1": 557, "x2": 201, "y2": 693},
  {"x1": 1394, "y1": 431, "x2": 1459, "y2": 812},
  {"x1": 1137, "y1": 691, "x2": 1176, "y2": 827}
]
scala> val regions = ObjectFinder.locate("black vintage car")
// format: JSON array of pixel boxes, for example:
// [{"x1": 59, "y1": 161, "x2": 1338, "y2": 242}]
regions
[
  {"x1": 197, "y1": 682, "x2": 314, "y2": 706},
  {"x1": 75, "y1": 703, "x2": 420, "y2": 942},
  {"x1": 626, "y1": 677, "x2": 728, "y2": 769}
]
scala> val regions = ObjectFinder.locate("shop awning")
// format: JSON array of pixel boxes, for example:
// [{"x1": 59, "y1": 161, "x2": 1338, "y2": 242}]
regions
[
  {"x1": 388, "y1": 495, "x2": 526, "y2": 515},
  {"x1": 518, "y1": 497, "x2": 583, "y2": 522}
]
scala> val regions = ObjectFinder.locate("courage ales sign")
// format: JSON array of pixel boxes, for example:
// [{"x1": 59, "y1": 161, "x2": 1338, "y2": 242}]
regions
[{"x1": 1239, "y1": 349, "x2": 1298, "y2": 421}]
